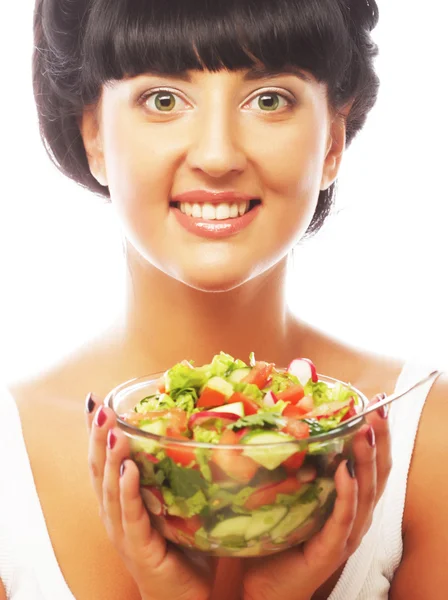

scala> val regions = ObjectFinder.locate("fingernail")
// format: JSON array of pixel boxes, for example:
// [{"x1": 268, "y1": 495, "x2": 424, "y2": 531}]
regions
[
  {"x1": 378, "y1": 404, "x2": 389, "y2": 419},
  {"x1": 85, "y1": 392, "x2": 97, "y2": 414},
  {"x1": 366, "y1": 426, "x2": 376, "y2": 448},
  {"x1": 94, "y1": 407, "x2": 107, "y2": 428},
  {"x1": 107, "y1": 430, "x2": 117, "y2": 450},
  {"x1": 372, "y1": 392, "x2": 386, "y2": 404},
  {"x1": 120, "y1": 461, "x2": 126, "y2": 477},
  {"x1": 372, "y1": 393, "x2": 388, "y2": 419},
  {"x1": 346, "y1": 458, "x2": 356, "y2": 478}
]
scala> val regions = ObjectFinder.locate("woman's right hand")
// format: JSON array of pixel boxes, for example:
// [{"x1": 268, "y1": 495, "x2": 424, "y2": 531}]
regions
[{"x1": 85, "y1": 394, "x2": 213, "y2": 600}]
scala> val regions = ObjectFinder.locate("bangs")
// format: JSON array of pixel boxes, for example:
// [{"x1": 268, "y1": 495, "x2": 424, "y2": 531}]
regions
[{"x1": 82, "y1": 0, "x2": 352, "y2": 98}]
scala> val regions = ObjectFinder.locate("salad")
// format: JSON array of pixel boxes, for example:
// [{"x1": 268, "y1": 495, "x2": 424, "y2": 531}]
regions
[{"x1": 119, "y1": 352, "x2": 362, "y2": 556}]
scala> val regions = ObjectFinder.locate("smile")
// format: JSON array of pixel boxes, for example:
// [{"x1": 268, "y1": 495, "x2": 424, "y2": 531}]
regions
[{"x1": 169, "y1": 193, "x2": 262, "y2": 239}]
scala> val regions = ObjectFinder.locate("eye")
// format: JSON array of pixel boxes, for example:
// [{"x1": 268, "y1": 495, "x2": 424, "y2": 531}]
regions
[
  {"x1": 140, "y1": 90, "x2": 188, "y2": 113},
  {"x1": 245, "y1": 91, "x2": 293, "y2": 112}
]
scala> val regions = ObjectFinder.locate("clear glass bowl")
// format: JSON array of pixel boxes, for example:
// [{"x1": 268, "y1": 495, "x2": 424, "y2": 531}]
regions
[{"x1": 106, "y1": 373, "x2": 367, "y2": 557}]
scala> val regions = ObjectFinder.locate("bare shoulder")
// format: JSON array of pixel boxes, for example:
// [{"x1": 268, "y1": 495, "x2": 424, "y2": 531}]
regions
[
  {"x1": 390, "y1": 371, "x2": 448, "y2": 599},
  {"x1": 301, "y1": 323, "x2": 405, "y2": 397},
  {"x1": 8, "y1": 329, "x2": 133, "y2": 414}
]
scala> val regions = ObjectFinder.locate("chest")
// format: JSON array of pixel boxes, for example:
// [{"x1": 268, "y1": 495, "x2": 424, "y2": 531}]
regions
[{"x1": 18, "y1": 400, "x2": 243, "y2": 600}]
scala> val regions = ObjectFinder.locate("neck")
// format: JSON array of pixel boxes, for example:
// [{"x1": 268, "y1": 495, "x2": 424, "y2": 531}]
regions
[{"x1": 115, "y1": 246, "x2": 302, "y2": 373}]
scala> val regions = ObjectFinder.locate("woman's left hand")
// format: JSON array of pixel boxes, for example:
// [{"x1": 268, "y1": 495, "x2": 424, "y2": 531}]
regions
[{"x1": 242, "y1": 394, "x2": 392, "y2": 600}]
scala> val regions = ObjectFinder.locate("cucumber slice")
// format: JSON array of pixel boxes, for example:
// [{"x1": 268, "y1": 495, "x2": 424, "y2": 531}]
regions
[
  {"x1": 206, "y1": 376, "x2": 234, "y2": 399},
  {"x1": 131, "y1": 420, "x2": 166, "y2": 454},
  {"x1": 210, "y1": 516, "x2": 252, "y2": 539},
  {"x1": 245, "y1": 505, "x2": 288, "y2": 541},
  {"x1": 270, "y1": 499, "x2": 319, "y2": 541},
  {"x1": 208, "y1": 402, "x2": 245, "y2": 417},
  {"x1": 242, "y1": 431, "x2": 298, "y2": 470},
  {"x1": 227, "y1": 368, "x2": 251, "y2": 384}
]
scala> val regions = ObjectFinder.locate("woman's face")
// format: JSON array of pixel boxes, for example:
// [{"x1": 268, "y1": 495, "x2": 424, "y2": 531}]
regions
[{"x1": 83, "y1": 68, "x2": 345, "y2": 291}]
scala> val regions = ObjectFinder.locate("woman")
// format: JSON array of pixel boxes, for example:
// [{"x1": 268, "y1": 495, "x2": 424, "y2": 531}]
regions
[{"x1": 0, "y1": 0, "x2": 446, "y2": 598}]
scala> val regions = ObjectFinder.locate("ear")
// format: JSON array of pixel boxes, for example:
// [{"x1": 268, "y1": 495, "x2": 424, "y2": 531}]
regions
[
  {"x1": 79, "y1": 107, "x2": 108, "y2": 187},
  {"x1": 320, "y1": 103, "x2": 352, "y2": 191}
]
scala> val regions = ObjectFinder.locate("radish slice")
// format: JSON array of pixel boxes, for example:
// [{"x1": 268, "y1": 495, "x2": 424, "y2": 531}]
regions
[
  {"x1": 263, "y1": 391, "x2": 278, "y2": 407},
  {"x1": 188, "y1": 411, "x2": 240, "y2": 429},
  {"x1": 287, "y1": 358, "x2": 318, "y2": 385},
  {"x1": 141, "y1": 486, "x2": 165, "y2": 516},
  {"x1": 297, "y1": 464, "x2": 317, "y2": 483}
]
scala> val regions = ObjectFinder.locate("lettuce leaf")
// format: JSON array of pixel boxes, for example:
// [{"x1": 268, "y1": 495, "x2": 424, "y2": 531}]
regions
[
  {"x1": 193, "y1": 427, "x2": 221, "y2": 445},
  {"x1": 304, "y1": 381, "x2": 331, "y2": 406},
  {"x1": 163, "y1": 487, "x2": 208, "y2": 518},
  {"x1": 194, "y1": 448, "x2": 213, "y2": 481},
  {"x1": 267, "y1": 372, "x2": 300, "y2": 394},
  {"x1": 233, "y1": 382, "x2": 263, "y2": 401},
  {"x1": 156, "y1": 456, "x2": 207, "y2": 498},
  {"x1": 229, "y1": 412, "x2": 283, "y2": 431},
  {"x1": 165, "y1": 364, "x2": 207, "y2": 397}
]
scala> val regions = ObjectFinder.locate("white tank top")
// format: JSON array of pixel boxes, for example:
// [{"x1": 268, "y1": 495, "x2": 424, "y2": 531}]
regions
[{"x1": 0, "y1": 362, "x2": 440, "y2": 599}]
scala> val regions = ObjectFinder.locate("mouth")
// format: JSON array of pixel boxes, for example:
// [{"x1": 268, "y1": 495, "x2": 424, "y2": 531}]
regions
[{"x1": 169, "y1": 199, "x2": 262, "y2": 220}]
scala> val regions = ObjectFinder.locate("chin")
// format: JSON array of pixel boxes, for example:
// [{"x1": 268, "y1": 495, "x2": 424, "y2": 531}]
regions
[{"x1": 174, "y1": 264, "x2": 256, "y2": 294}]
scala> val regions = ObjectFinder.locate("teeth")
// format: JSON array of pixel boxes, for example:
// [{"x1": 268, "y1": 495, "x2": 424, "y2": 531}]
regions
[
  {"x1": 216, "y1": 203, "x2": 230, "y2": 220},
  {"x1": 179, "y1": 202, "x2": 250, "y2": 220},
  {"x1": 202, "y1": 203, "x2": 216, "y2": 220},
  {"x1": 229, "y1": 204, "x2": 239, "y2": 218}
]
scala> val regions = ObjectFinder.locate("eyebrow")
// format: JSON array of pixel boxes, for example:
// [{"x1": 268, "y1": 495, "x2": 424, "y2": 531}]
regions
[{"x1": 243, "y1": 66, "x2": 313, "y2": 83}]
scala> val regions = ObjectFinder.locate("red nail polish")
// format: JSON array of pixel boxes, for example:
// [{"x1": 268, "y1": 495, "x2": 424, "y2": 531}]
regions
[
  {"x1": 94, "y1": 407, "x2": 107, "y2": 427},
  {"x1": 366, "y1": 426, "x2": 376, "y2": 448},
  {"x1": 107, "y1": 430, "x2": 117, "y2": 450},
  {"x1": 378, "y1": 404, "x2": 389, "y2": 419}
]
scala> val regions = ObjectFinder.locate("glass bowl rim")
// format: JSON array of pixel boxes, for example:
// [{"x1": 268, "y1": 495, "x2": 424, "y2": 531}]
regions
[{"x1": 105, "y1": 372, "x2": 368, "y2": 450}]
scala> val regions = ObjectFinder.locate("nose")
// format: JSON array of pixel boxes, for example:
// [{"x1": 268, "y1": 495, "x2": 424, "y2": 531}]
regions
[{"x1": 186, "y1": 104, "x2": 247, "y2": 179}]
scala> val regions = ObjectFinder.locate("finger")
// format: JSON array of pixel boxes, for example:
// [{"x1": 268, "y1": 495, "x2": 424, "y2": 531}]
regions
[
  {"x1": 345, "y1": 424, "x2": 377, "y2": 552},
  {"x1": 120, "y1": 459, "x2": 168, "y2": 570},
  {"x1": 365, "y1": 393, "x2": 392, "y2": 502},
  {"x1": 303, "y1": 459, "x2": 357, "y2": 572},
  {"x1": 87, "y1": 405, "x2": 117, "y2": 506},
  {"x1": 102, "y1": 427, "x2": 131, "y2": 539}
]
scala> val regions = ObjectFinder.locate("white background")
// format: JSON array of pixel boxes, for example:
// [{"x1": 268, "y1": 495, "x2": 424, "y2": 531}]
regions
[{"x1": 0, "y1": 1, "x2": 447, "y2": 383}]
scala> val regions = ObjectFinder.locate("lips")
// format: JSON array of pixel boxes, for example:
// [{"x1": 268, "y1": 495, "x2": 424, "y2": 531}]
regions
[
  {"x1": 169, "y1": 190, "x2": 262, "y2": 238},
  {"x1": 171, "y1": 200, "x2": 262, "y2": 239}
]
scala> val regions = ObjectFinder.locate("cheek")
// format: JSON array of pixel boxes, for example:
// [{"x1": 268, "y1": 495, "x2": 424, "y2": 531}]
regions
[{"x1": 246, "y1": 107, "x2": 328, "y2": 204}]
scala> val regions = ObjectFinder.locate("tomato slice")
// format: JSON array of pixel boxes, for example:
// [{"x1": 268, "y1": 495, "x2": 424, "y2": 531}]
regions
[
  {"x1": 341, "y1": 398, "x2": 357, "y2": 422},
  {"x1": 165, "y1": 430, "x2": 197, "y2": 467},
  {"x1": 211, "y1": 429, "x2": 259, "y2": 483},
  {"x1": 282, "y1": 418, "x2": 310, "y2": 440},
  {"x1": 229, "y1": 392, "x2": 259, "y2": 415},
  {"x1": 164, "y1": 515, "x2": 202, "y2": 544},
  {"x1": 243, "y1": 362, "x2": 274, "y2": 389},
  {"x1": 276, "y1": 384, "x2": 305, "y2": 405},
  {"x1": 197, "y1": 387, "x2": 228, "y2": 408},
  {"x1": 282, "y1": 451, "x2": 306, "y2": 473},
  {"x1": 244, "y1": 477, "x2": 302, "y2": 510},
  {"x1": 282, "y1": 404, "x2": 308, "y2": 419},
  {"x1": 121, "y1": 408, "x2": 187, "y2": 432}
]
